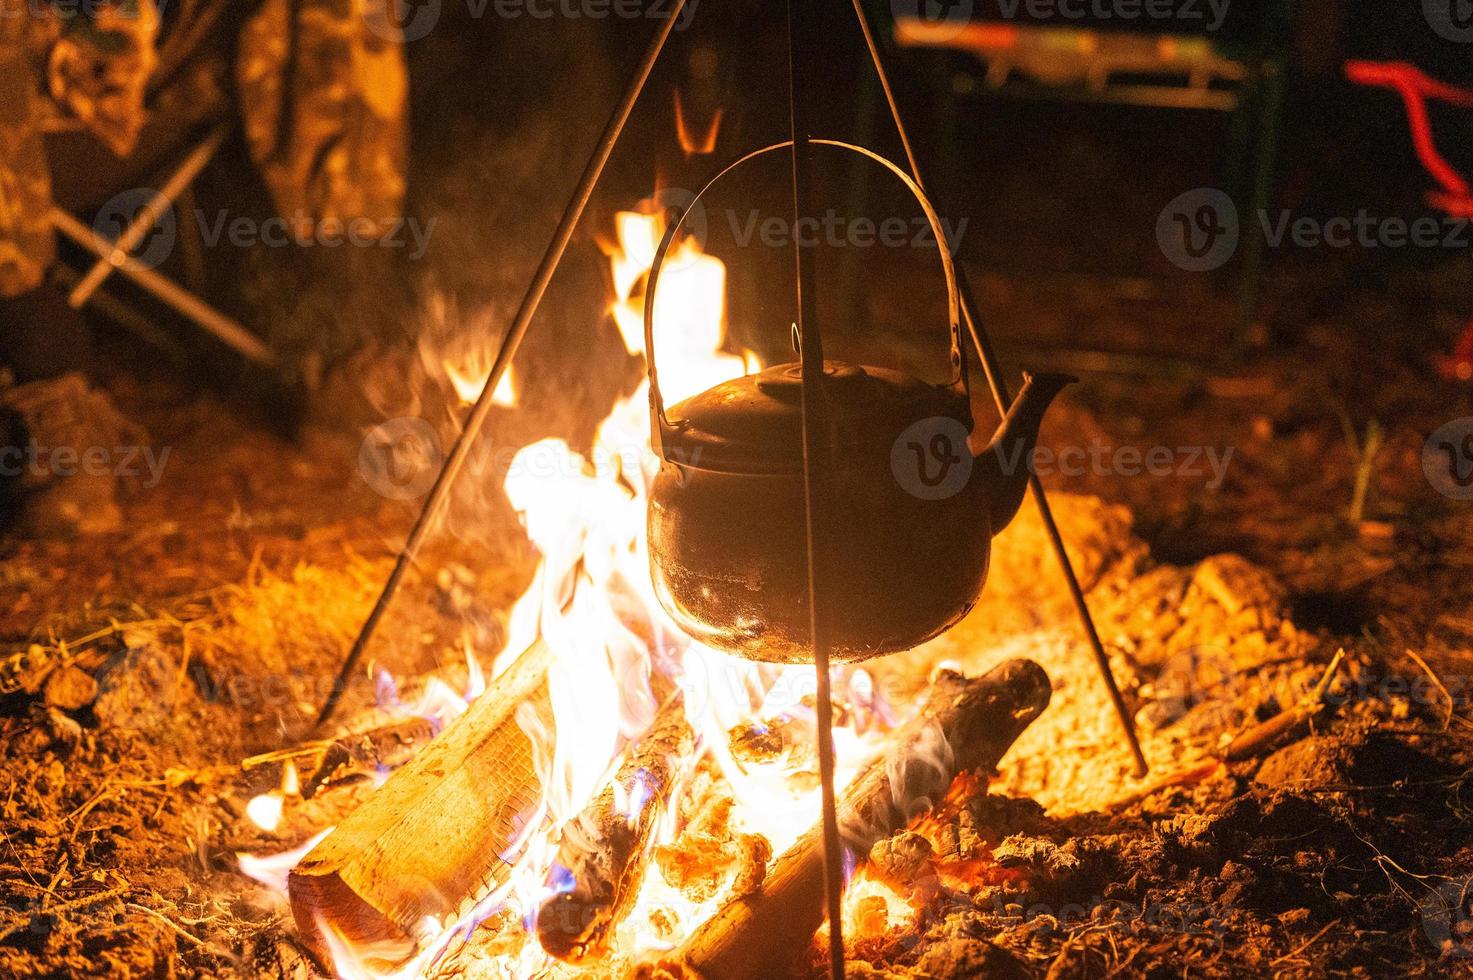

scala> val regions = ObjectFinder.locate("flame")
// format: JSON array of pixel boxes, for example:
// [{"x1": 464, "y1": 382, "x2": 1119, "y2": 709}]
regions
[
  {"x1": 239, "y1": 829, "x2": 332, "y2": 894},
  {"x1": 445, "y1": 359, "x2": 517, "y2": 408},
  {"x1": 674, "y1": 89, "x2": 723, "y2": 157},
  {"x1": 843, "y1": 875, "x2": 915, "y2": 940},
  {"x1": 605, "y1": 209, "x2": 752, "y2": 404},
  {"x1": 245, "y1": 760, "x2": 301, "y2": 834},
  {"x1": 282, "y1": 759, "x2": 300, "y2": 796},
  {"x1": 253, "y1": 199, "x2": 904, "y2": 978},
  {"x1": 414, "y1": 293, "x2": 520, "y2": 409},
  {"x1": 245, "y1": 791, "x2": 285, "y2": 834}
]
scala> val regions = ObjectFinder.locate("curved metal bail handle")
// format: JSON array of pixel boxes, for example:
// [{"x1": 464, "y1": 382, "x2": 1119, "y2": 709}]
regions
[{"x1": 644, "y1": 138, "x2": 967, "y2": 451}]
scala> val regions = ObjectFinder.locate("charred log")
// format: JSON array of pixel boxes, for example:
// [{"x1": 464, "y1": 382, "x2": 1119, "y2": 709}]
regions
[
  {"x1": 535, "y1": 695, "x2": 694, "y2": 963},
  {"x1": 669, "y1": 659, "x2": 1052, "y2": 980}
]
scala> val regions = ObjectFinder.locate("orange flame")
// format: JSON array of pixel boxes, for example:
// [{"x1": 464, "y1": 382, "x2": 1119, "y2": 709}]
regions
[{"x1": 674, "y1": 89, "x2": 723, "y2": 157}]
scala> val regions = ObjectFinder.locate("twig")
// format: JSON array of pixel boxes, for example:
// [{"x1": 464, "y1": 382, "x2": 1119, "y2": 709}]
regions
[
  {"x1": 1341, "y1": 416, "x2": 1383, "y2": 524},
  {"x1": 1223, "y1": 649, "x2": 1346, "y2": 761},
  {"x1": 125, "y1": 901, "x2": 226, "y2": 956},
  {"x1": 1401, "y1": 648, "x2": 1455, "y2": 732},
  {"x1": 241, "y1": 743, "x2": 331, "y2": 770},
  {"x1": 1269, "y1": 918, "x2": 1339, "y2": 967},
  {"x1": 1110, "y1": 650, "x2": 1350, "y2": 808},
  {"x1": 1105, "y1": 758, "x2": 1221, "y2": 812},
  {"x1": 0, "y1": 887, "x2": 128, "y2": 945},
  {"x1": 66, "y1": 785, "x2": 116, "y2": 829}
]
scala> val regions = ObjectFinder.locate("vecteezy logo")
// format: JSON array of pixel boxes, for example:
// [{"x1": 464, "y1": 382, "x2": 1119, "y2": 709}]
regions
[
  {"x1": 1424, "y1": 418, "x2": 1473, "y2": 501},
  {"x1": 891, "y1": 416, "x2": 973, "y2": 500},
  {"x1": 1419, "y1": 874, "x2": 1473, "y2": 958},
  {"x1": 890, "y1": 0, "x2": 975, "y2": 43},
  {"x1": 364, "y1": 0, "x2": 442, "y2": 43},
  {"x1": 1156, "y1": 188, "x2": 1239, "y2": 272},
  {"x1": 1424, "y1": 0, "x2": 1473, "y2": 43},
  {"x1": 93, "y1": 188, "x2": 176, "y2": 271},
  {"x1": 359, "y1": 417, "x2": 444, "y2": 500}
]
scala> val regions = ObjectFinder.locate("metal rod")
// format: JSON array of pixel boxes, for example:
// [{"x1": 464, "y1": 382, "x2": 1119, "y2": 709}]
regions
[
  {"x1": 845, "y1": 0, "x2": 1147, "y2": 777},
  {"x1": 51, "y1": 264, "x2": 188, "y2": 361},
  {"x1": 50, "y1": 208, "x2": 274, "y2": 367},
  {"x1": 787, "y1": 3, "x2": 847, "y2": 977},
  {"x1": 315, "y1": 0, "x2": 690, "y2": 729},
  {"x1": 68, "y1": 123, "x2": 230, "y2": 308}
]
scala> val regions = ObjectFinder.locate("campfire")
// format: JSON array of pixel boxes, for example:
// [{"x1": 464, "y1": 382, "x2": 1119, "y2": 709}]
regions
[{"x1": 230, "y1": 203, "x2": 1053, "y2": 978}]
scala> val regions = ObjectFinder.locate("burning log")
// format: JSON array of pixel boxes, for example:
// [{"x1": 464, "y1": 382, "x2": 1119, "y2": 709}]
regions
[
  {"x1": 288, "y1": 640, "x2": 553, "y2": 965},
  {"x1": 535, "y1": 695, "x2": 694, "y2": 962},
  {"x1": 669, "y1": 659, "x2": 1052, "y2": 980}
]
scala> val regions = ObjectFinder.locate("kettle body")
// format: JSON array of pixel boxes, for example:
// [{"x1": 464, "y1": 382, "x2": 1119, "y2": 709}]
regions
[
  {"x1": 649, "y1": 439, "x2": 993, "y2": 664},
  {"x1": 646, "y1": 362, "x2": 1072, "y2": 664}
]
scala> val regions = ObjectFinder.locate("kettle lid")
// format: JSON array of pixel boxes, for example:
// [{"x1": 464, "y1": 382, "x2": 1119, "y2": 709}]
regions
[{"x1": 660, "y1": 360, "x2": 971, "y2": 474}]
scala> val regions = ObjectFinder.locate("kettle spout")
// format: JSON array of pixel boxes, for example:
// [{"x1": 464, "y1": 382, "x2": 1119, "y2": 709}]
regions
[{"x1": 973, "y1": 372, "x2": 1076, "y2": 534}]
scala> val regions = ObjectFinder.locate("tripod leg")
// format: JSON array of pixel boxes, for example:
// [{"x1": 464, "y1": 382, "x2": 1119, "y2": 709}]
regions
[{"x1": 317, "y1": 2, "x2": 692, "y2": 729}]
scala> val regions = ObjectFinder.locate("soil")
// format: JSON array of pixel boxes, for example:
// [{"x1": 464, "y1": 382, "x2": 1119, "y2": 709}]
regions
[{"x1": 4, "y1": 296, "x2": 1470, "y2": 978}]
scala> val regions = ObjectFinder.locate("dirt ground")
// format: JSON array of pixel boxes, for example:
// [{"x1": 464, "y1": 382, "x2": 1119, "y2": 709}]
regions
[{"x1": 3, "y1": 276, "x2": 1472, "y2": 978}]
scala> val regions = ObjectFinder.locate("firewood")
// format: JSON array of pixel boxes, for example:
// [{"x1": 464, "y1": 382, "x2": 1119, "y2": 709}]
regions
[
  {"x1": 669, "y1": 659, "x2": 1052, "y2": 980},
  {"x1": 535, "y1": 695, "x2": 694, "y2": 963},
  {"x1": 288, "y1": 640, "x2": 552, "y2": 966}
]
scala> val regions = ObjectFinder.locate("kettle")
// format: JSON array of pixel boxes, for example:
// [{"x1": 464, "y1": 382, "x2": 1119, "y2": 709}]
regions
[{"x1": 643, "y1": 140, "x2": 1072, "y2": 664}]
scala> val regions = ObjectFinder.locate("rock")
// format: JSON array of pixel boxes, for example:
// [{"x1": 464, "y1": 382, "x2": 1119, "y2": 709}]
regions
[
  {"x1": 1256, "y1": 732, "x2": 1443, "y2": 791},
  {"x1": 1156, "y1": 813, "x2": 1219, "y2": 863},
  {"x1": 33, "y1": 759, "x2": 66, "y2": 796},
  {"x1": 0, "y1": 373, "x2": 143, "y2": 536},
  {"x1": 92, "y1": 636, "x2": 177, "y2": 732},
  {"x1": 44, "y1": 707, "x2": 83, "y2": 746},
  {"x1": 43, "y1": 665, "x2": 99, "y2": 711},
  {"x1": 968, "y1": 795, "x2": 1046, "y2": 840}
]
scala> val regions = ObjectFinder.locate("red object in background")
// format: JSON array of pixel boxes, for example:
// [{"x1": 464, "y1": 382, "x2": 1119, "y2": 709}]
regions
[{"x1": 1346, "y1": 60, "x2": 1473, "y2": 381}]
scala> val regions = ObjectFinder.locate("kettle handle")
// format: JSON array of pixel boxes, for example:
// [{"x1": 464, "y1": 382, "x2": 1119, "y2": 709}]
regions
[{"x1": 644, "y1": 138, "x2": 966, "y2": 453}]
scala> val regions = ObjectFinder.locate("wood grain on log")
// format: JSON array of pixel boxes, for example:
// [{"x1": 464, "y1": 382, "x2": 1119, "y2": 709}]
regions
[
  {"x1": 288, "y1": 640, "x2": 552, "y2": 965},
  {"x1": 674, "y1": 659, "x2": 1052, "y2": 980},
  {"x1": 536, "y1": 696, "x2": 694, "y2": 962}
]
